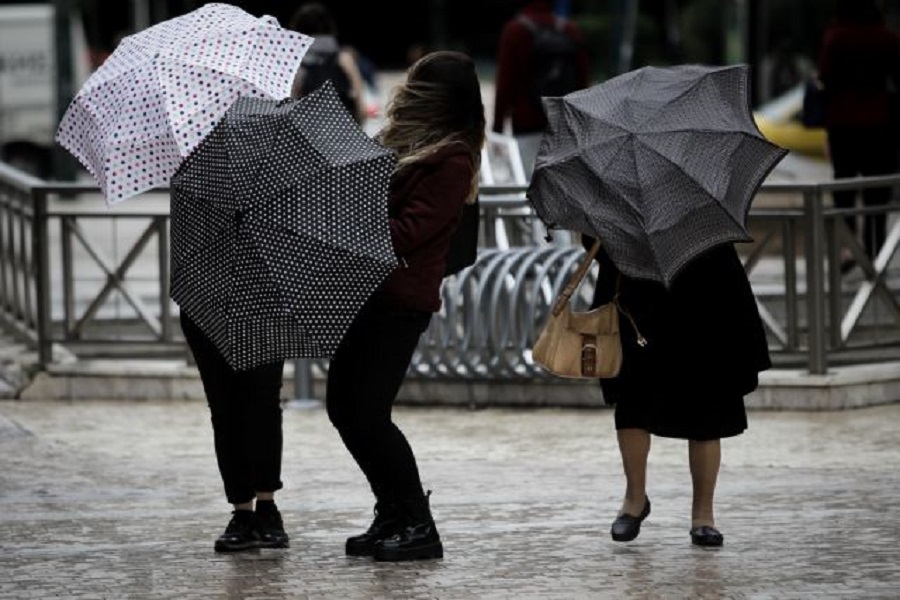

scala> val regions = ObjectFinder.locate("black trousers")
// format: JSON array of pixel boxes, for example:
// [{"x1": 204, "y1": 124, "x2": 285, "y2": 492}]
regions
[
  {"x1": 827, "y1": 125, "x2": 899, "y2": 259},
  {"x1": 325, "y1": 301, "x2": 432, "y2": 503},
  {"x1": 180, "y1": 313, "x2": 285, "y2": 505}
]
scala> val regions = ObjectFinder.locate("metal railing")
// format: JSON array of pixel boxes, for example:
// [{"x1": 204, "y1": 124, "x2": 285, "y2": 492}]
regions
[{"x1": 2, "y1": 160, "x2": 900, "y2": 378}]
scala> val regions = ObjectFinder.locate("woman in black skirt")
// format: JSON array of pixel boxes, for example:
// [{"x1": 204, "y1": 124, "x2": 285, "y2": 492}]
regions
[{"x1": 584, "y1": 236, "x2": 771, "y2": 547}]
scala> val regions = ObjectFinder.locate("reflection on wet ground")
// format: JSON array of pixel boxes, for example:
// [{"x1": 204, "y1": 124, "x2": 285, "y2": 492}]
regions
[{"x1": 1, "y1": 401, "x2": 898, "y2": 598}]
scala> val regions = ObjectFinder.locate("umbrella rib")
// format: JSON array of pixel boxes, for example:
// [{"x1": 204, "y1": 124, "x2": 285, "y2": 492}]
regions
[
  {"x1": 640, "y1": 65, "x2": 746, "y2": 132},
  {"x1": 557, "y1": 124, "x2": 632, "y2": 164},
  {"x1": 565, "y1": 104, "x2": 635, "y2": 141}
]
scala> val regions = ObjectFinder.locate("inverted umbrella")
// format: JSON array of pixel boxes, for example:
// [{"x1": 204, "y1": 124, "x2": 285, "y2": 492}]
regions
[
  {"x1": 170, "y1": 82, "x2": 399, "y2": 371},
  {"x1": 527, "y1": 64, "x2": 787, "y2": 287},
  {"x1": 55, "y1": 2, "x2": 312, "y2": 204}
]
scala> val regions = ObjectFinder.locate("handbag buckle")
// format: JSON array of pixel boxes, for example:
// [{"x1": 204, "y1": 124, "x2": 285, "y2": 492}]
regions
[{"x1": 581, "y1": 335, "x2": 597, "y2": 377}]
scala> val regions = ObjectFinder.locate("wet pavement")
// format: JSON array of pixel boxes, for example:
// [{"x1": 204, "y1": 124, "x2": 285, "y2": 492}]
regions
[{"x1": 1, "y1": 398, "x2": 899, "y2": 599}]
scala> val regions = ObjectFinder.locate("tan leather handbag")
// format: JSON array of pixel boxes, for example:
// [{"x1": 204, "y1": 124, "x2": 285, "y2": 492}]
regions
[{"x1": 532, "y1": 240, "x2": 631, "y2": 379}]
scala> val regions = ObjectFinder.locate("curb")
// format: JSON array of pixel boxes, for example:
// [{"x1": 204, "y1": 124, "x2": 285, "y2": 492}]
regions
[{"x1": 13, "y1": 358, "x2": 900, "y2": 411}]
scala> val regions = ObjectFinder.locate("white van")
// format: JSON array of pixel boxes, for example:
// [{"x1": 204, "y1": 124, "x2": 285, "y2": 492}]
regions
[{"x1": 0, "y1": 3, "x2": 89, "y2": 178}]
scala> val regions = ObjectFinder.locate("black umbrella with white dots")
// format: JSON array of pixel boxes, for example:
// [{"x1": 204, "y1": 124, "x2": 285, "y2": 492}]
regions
[{"x1": 170, "y1": 81, "x2": 398, "y2": 370}]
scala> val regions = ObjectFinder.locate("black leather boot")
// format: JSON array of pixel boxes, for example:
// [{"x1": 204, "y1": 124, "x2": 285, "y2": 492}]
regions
[
  {"x1": 345, "y1": 501, "x2": 404, "y2": 556},
  {"x1": 372, "y1": 491, "x2": 443, "y2": 562}
]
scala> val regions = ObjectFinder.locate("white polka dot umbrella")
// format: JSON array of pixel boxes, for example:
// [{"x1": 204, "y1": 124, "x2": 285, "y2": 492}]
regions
[
  {"x1": 55, "y1": 3, "x2": 312, "y2": 204},
  {"x1": 169, "y1": 82, "x2": 399, "y2": 371}
]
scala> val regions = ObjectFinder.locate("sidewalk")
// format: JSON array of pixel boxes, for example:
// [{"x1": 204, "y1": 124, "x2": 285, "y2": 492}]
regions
[{"x1": 1, "y1": 398, "x2": 898, "y2": 599}]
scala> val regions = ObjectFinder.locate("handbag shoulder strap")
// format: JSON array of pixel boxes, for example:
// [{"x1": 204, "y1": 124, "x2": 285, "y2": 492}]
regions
[
  {"x1": 551, "y1": 240, "x2": 600, "y2": 316},
  {"x1": 549, "y1": 240, "x2": 648, "y2": 347}
]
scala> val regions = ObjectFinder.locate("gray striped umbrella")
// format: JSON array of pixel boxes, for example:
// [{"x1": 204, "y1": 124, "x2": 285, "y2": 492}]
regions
[
  {"x1": 527, "y1": 64, "x2": 787, "y2": 287},
  {"x1": 170, "y1": 82, "x2": 398, "y2": 370}
]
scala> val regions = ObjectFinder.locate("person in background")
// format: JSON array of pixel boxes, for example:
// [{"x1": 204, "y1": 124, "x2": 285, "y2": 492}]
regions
[
  {"x1": 325, "y1": 50, "x2": 486, "y2": 562},
  {"x1": 492, "y1": 0, "x2": 590, "y2": 180},
  {"x1": 583, "y1": 236, "x2": 771, "y2": 547},
  {"x1": 817, "y1": 0, "x2": 900, "y2": 273},
  {"x1": 180, "y1": 313, "x2": 289, "y2": 552},
  {"x1": 289, "y1": 2, "x2": 367, "y2": 125}
]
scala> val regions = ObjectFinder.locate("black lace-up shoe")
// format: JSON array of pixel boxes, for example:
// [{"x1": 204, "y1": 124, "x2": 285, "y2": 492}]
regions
[
  {"x1": 256, "y1": 505, "x2": 290, "y2": 549},
  {"x1": 214, "y1": 510, "x2": 260, "y2": 552},
  {"x1": 346, "y1": 501, "x2": 403, "y2": 556},
  {"x1": 372, "y1": 491, "x2": 443, "y2": 562}
]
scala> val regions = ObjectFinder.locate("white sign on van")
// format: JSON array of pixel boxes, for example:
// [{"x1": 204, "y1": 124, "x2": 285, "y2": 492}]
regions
[{"x1": 0, "y1": 4, "x2": 89, "y2": 173}]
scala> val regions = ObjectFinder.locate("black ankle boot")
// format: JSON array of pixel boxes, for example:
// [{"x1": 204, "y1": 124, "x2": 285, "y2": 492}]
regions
[
  {"x1": 345, "y1": 501, "x2": 403, "y2": 556},
  {"x1": 373, "y1": 491, "x2": 443, "y2": 562}
]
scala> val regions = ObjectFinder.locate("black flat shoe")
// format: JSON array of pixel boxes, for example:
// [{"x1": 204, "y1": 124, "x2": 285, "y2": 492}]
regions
[
  {"x1": 610, "y1": 497, "x2": 651, "y2": 542},
  {"x1": 690, "y1": 525, "x2": 724, "y2": 547}
]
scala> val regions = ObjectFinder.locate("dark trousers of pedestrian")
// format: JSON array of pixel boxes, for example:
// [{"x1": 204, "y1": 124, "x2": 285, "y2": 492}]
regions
[
  {"x1": 827, "y1": 125, "x2": 899, "y2": 259},
  {"x1": 325, "y1": 301, "x2": 432, "y2": 503},
  {"x1": 180, "y1": 312, "x2": 285, "y2": 505}
]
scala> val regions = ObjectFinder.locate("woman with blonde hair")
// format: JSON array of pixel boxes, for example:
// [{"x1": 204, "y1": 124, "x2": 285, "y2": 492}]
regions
[{"x1": 325, "y1": 50, "x2": 486, "y2": 562}]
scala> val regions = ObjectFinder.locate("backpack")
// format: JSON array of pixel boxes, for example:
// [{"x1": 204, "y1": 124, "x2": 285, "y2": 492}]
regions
[
  {"x1": 518, "y1": 14, "x2": 582, "y2": 104},
  {"x1": 298, "y1": 47, "x2": 360, "y2": 122}
]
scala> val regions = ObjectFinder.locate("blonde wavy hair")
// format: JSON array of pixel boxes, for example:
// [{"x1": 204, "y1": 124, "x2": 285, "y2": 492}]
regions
[{"x1": 377, "y1": 51, "x2": 486, "y2": 204}]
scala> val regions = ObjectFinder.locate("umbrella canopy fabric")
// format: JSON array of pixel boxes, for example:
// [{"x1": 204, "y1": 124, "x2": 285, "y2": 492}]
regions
[
  {"x1": 527, "y1": 64, "x2": 787, "y2": 287},
  {"x1": 55, "y1": 2, "x2": 312, "y2": 204},
  {"x1": 170, "y1": 82, "x2": 398, "y2": 371}
]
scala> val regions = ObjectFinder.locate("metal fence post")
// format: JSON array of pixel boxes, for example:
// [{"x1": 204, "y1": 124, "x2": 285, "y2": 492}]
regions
[
  {"x1": 32, "y1": 189, "x2": 53, "y2": 367},
  {"x1": 157, "y1": 216, "x2": 172, "y2": 341},
  {"x1": 803, "y1": 187, "x2": 827, "y2": 374}
]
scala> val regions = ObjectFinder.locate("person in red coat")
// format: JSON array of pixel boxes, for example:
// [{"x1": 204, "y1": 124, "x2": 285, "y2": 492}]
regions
[
  {"x1": 492, "y1": 0, "x2": 591, "y2": 179},
  {"x1": 325, "y1": 50, "x2": 486, "y2": 562},
  {"x1": 817, "y1": 0, "x2": 900, "y2": 271}
]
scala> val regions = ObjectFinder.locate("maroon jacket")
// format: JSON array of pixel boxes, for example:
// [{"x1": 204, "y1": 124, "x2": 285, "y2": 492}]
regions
[
  {"x1": 374, "y1": 143, "x2": 475, "y2": 313},
  {"x1": 492, "y1": 0, "x2": 590, "y2": 134},
  {"x1": 818, "y1": 21, "x2": 900, "y2": 127}
]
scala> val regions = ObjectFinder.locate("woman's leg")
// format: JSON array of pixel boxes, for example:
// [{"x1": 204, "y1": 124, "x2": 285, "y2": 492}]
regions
[
  {"x1": 181, "y1": 313, "x2": 255, "y2": 506},
  {"x1": 688, "y1": 438, "x2": 720, "y2": 528},
  {"x1": 617, "y1": 428, "x2": 651, "y2": 516},
  {"x1": 326, "y1": 304, "x2": 441, "y2": 559},
  {"x1": 189, "y1": 346, "x2": 285, "y2": 502},
  {"x1": 326, "y1": 304, "x2": 431, "y2": 502},
  {"x1": 609, "y1": 421, "x2": 652, "y2": 542},
  {"x1": 181, "y1": 312, "x2": 287, "y2": 550},
  {"x1": 243, "y1": 361, "x2": 285, "y2": 499},
  {"x1": 242, "y1": 360, "x2": 288, "y2": 548}
]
